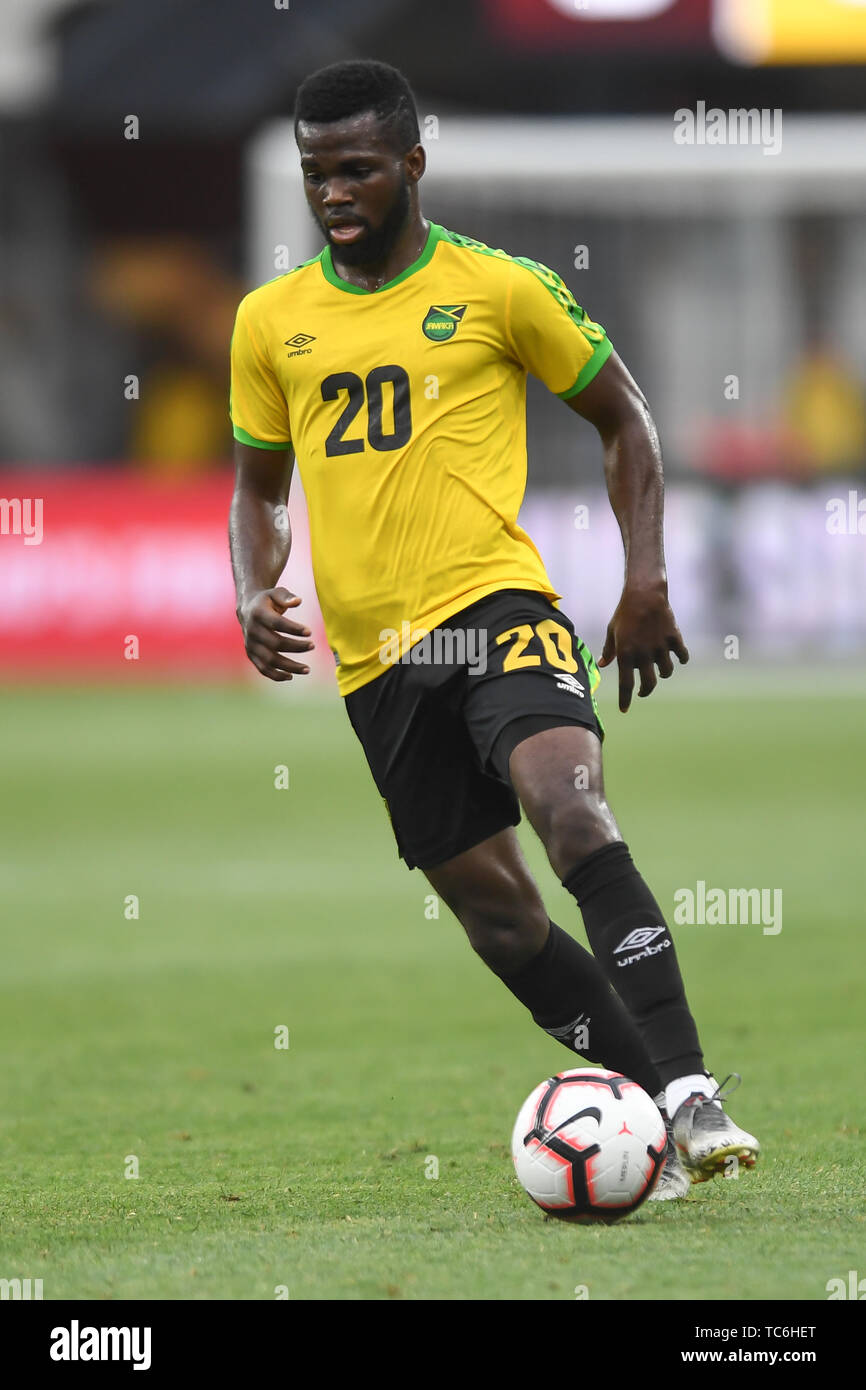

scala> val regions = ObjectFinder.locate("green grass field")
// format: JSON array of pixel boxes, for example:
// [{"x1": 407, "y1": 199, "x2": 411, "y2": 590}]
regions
[{"x1": 1, "y1": 677, "x2": 863, "y2": 1301}]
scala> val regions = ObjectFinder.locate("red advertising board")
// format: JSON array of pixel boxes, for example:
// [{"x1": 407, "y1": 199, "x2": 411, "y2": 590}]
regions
[
  {"x1": 0, "y1": 469, "x2": 331, "y2": 681},
  {"x1": 483, "y1": 0, "x2": 713, "y2": 50},
  {"x1": 2, "y1": 469, "x2": 863, "y2": 679}
]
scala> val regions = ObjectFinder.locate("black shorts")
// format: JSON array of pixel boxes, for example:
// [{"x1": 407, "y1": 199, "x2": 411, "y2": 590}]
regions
[{"x1": 344, "y1": 588, "x2": 604, "y2": 870}]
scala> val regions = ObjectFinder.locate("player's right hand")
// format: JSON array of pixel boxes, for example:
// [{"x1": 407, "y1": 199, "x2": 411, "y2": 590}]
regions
[{"x1": 237, "y1": 587, "x2": 315, "y2": 681}]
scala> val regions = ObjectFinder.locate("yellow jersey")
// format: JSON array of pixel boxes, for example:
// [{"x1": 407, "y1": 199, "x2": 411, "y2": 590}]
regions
[{"x1": 229, "y1": 221, "x2": 612, "y2": 695}]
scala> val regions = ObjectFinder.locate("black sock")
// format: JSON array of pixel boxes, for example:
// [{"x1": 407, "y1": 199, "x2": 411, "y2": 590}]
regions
[
  {"x1": 562, "y1": 841, "x2": 704, "y2": 1087},
  {"x1": 496, "y1": 920, "x2": 662, "y2": 1097}
]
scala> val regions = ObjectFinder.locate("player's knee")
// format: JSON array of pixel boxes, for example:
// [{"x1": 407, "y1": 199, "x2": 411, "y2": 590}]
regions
[
  {"x1": 458, "y1": 901, "x2": 549, "y2": 976},
  {"x1": 543, "y1": 794, "x2": 619, "y2": 879}
]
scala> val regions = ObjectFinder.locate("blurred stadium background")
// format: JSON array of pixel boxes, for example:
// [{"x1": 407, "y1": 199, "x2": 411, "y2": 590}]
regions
[
  {"x1": 2, "y1": 0, "x2": 866, "y2": 1303},
  {"x1": 2, "y1": 0, "x2": 866, "y2": 678}
]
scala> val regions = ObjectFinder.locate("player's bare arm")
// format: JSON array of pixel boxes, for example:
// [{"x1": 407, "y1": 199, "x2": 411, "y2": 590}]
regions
[
  {"x1": 229, "y1": 441, "x2": 314, "y2": 681},
  {"x1": 565, "y1": 350, "x2": 689, "y2": 712}
]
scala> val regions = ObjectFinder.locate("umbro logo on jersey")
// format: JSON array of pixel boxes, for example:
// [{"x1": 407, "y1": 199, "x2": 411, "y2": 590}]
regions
[
  {"x1": 285, "y1": 333, "x2": 316, "y2": 357},
  {"x1": 422, "y1": 304, "x2": 467, "y2": 342}
]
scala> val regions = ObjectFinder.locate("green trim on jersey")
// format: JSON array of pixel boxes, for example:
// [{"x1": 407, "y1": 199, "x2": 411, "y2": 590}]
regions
[
  {"x1": 441, "y1": 228, "x2": 588, "y2": 319},
  {"x1": 440, "y1": 227, "x2": 611, "y2": 395},
  {"x1": 557, "y1": 335, "x2": 613, "y2": 398},
  {"x1": 320, "y1": 221, "x2": 444, "y2": 295},
  {"x1": 232, "y1": 424, "x2": 291, "y2": 451},
  {"x1": 439, "y1": 227, "x2": 517, "y2": 260}
]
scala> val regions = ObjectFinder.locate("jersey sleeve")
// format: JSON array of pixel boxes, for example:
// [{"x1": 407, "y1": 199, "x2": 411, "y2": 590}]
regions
[
  {"x1": 229, "y1": 293, "x2": 292, "y2": 450},
  {"x1": 505, "y1": 257, "x2": 613, "y2": 399}
]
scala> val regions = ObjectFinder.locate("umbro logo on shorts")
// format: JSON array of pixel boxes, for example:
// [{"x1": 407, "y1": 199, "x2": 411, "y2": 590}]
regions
[
  {"x1": 554, "y1": 672, "x2": 585, "y2": 696},
  {"x1": 614, "y1": 927, "x2": 666, "y2": 953}
]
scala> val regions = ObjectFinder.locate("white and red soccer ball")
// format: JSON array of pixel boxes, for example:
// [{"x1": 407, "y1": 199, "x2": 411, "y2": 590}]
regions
[{"x1": 512, "y1": 1068, "x2": 667, "y2": 1223}]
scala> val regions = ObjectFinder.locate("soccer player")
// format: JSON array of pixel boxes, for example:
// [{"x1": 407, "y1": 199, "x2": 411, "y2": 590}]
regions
[{"x1": 228, "y1": 60, "x2": 760, "y2": 1199}]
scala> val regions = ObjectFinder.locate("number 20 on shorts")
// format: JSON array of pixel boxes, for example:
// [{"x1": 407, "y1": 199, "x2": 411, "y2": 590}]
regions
[{"x1": 495, "y1": 620, "x2": 578, "y2": 673}]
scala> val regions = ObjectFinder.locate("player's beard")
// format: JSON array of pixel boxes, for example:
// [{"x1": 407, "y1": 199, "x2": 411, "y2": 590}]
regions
[{"x1": 317, "y1": 174, "x2": 411, "y2": 268}]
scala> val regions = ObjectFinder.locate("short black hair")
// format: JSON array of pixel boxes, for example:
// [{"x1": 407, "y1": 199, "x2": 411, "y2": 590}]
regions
[{"x1": 294, "y1": 59, "x2": 420, "y2": 155}]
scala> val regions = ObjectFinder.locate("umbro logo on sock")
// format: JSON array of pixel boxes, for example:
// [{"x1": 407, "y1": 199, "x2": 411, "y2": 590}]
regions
[
  {"x1": 613, "y1": 926, "x2": 671, "y2": 968},
  {"x1": 614, "y1": 927, "x2": 666, "y2": 952}
]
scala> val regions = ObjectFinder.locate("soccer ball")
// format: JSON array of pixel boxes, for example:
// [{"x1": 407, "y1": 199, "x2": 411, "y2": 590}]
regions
[{"x1": 511, "y1": 1068, "x2": 667, "y2": 1223}]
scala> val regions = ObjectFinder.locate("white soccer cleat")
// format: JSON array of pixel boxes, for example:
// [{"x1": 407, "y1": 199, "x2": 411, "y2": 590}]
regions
[{"x1": 671, "y1": 1074, "x2": 760, "y2": 1182}]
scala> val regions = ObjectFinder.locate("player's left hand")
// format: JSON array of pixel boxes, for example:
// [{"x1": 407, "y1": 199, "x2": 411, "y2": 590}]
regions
[{"x1": 598, "y1": 583, "x2": 689, "y2": 712}]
